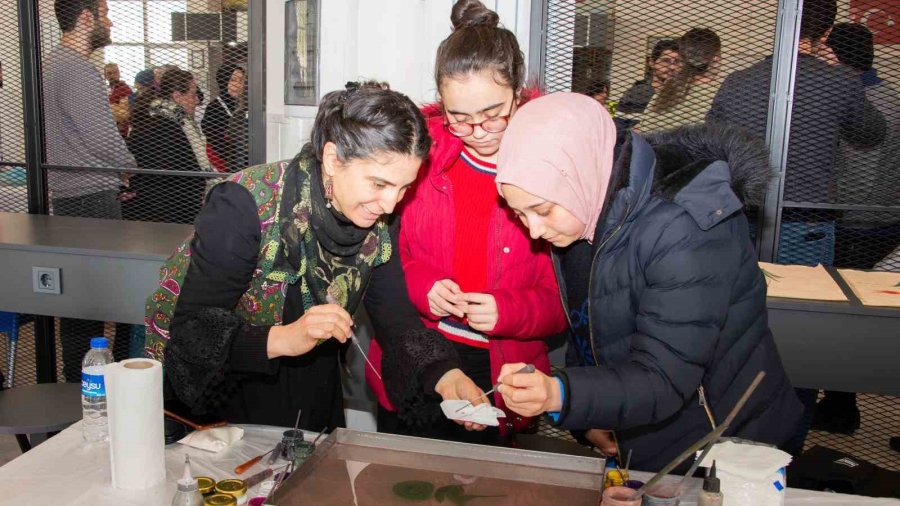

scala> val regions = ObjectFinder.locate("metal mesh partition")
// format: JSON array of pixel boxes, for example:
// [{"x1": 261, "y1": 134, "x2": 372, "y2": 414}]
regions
[
  {"x1": 0, "y1": 2, "x2": 28, "y2": 213},
  {"x1": 542, "y1": 0, "x2": 900, "y2": 271},
  {"x1": 0, "y1": 0, "x2": 256, "y2": 388},
  {"x1": 39, "y1": 0, "x2": 250, "y2": 225}
]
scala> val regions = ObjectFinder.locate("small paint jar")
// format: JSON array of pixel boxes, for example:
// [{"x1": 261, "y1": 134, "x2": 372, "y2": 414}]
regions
[
  {"x1": 281, "y1": 429, "x2": 305, "y2": 461},
  {"x1": 601, "y1": 486, "x2": 642, "y2": 506},
  {"x1": 216, "y1": 479, "x2": 248, "y2": 505},
  {"x1": 204, "y1": 494, "x2": 237, "y2": 506},
  {"x1": 196, "y1": 476, "x2": 216, "y2": 497},
  {"x1": 291, "y1": 440, "x2": 316, "y2": 468},
  {"x1": 605, "y1": 469, "x2": 627, "y2": 489},
  {"x1": 641, "y1": 483, "x2": 681, "y2": 506}
]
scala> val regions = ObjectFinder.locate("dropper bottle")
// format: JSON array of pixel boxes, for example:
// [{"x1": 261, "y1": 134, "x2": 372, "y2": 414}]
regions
[
  {"x1": 697, "y1": 460, "x2": 724, "y2": 506},
  {"x1": 172, "y1": 454, "x2": 204, "y2": 506}
]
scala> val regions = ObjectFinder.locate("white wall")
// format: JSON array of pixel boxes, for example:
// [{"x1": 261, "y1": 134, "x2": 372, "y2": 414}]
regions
[{"x1": 264, "y1": 0, "x2": 531, "y2": 162}]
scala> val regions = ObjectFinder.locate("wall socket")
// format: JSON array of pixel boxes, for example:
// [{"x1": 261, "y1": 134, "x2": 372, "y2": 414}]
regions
[{"x1": 33, "y1": 266, "x2": 62, "y2": 295}]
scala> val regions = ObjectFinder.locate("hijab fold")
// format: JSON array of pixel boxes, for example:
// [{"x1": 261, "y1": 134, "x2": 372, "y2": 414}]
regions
[{"x1": 496, "y1": 93, "x2": 617, "y2": 243}]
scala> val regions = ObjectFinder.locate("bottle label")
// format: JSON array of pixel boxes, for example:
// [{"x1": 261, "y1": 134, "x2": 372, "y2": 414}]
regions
[{"x1": 81, "y1": 371, "x2": 106, "y2": 397}]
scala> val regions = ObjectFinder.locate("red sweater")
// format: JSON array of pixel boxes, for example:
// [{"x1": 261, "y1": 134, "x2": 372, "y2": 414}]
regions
[{"x1": 440, "y1": 149, "x2": 499, "y2": 349}]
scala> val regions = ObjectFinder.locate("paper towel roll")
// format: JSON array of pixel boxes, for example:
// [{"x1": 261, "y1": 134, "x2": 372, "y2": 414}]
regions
[{"x1": 106, "y1": 358, "x2": 166, "y2": 490}]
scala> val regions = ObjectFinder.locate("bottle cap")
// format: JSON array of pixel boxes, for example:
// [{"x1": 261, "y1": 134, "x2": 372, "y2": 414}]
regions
[
  {"x1": 703, "y1": 460, "x2": 721, "y2": 493},
  {"x1": 90, "y1": 337, "x2": 109, "y2": 348},
  {"x1": 197, "y1": 476, "x2": 216, "y2": 495}
]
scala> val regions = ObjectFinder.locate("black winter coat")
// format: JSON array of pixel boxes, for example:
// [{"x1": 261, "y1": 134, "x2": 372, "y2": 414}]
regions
[
  {"x1": 553, "y1": 125, "x2": 802, "y2": 472},
  {"x1": 127, "y1": 102, "x2": 207, "y2": 224}
]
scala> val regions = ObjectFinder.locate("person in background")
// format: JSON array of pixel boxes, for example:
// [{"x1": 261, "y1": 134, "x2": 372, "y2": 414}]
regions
[
  {"x1": 144, "y1": 82, "x2": 431, "y2": 430},
  {"x1": 366, "y1": 0, "x2": 566, "y2": 445},
  {"x1": 617, "y1": 38, "x2": 681, "y2": 114},
  {"x1": 708, "y1": 0, "x2": 885, "y2": 266},
  {"x1": 707, "y1": 0, "x2": 886, "y2": 453},
  {"x1": 201, "y1": 64, "x2": 246, "y2": 172},
  {"x1": 639, "y1": 28, "x2": 721, "y2": 132},
  {"x1": 128, "y1": 69, "x2": 157, "y2": 108},
  {"x1": 127, "y1": 68, "x2": 213, "y2": 224},
  {"x1": 828, "y1": 23, "x2": 900, "y2": 271},
  {"x1": 585, "y1": 79, "x2": 610, "y2": 106},
  {"x1": 493, "y1": 92, "x2": 802, "y2": 472},
  {"x1": 104, "y1": 62, "x2": 132, "y2": 137},
  {"x1": 811, "y1": 23, "x2": 900, "y2": 436},
  {"x1": 44, "y1": 0, "x2": 138, "y2": 375}
]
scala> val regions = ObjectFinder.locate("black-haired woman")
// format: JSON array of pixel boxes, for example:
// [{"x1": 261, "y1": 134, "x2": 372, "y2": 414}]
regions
[
  {"x1": 144, "y1": 82, "x2": 432, "y2": 431},
  {"x1": 201, "y1": 63, "x2": 246, "y2": 172},
  {"x1": 127, "y1": 68, "x2": 212, "y2": 224}
]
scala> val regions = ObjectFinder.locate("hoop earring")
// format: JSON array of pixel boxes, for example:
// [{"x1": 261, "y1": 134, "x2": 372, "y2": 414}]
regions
[{"x1": 324, "y1": 176, "x2": 334, "y2": 209}]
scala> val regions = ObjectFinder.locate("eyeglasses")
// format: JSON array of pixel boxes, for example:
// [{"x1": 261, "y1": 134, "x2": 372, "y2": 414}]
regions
[
  {"x1": 443, "y1": 100, "x2": 517, "y2": 137},
  {"x1": 656, "y1": 57, "x2": 682, "y2": 66}
]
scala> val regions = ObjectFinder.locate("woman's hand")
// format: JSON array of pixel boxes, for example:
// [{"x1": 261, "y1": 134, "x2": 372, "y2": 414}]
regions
[
  {"x1": 458, "y1": 292, "x2": 498, "y2": 332},
  {"x1": 267, "y1": 303, "x2": 352, "y2": 358},
  {"x1": 584, "y1": 429, "x2": 618, "y2": 455},
  {"x1": 496, "y1": 362, "x2": 562, "y2": 417},
  {"x1": 428, "y1": 279, "x2": 465, "y2": 318},
  {"x1": 434, "y1": 368, "x2": 488, "y2": 431}
]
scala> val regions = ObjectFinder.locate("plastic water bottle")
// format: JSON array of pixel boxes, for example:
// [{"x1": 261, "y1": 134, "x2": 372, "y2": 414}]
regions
[{"x1": 81, "y1": 337, "x2": 114, "y2": 442}]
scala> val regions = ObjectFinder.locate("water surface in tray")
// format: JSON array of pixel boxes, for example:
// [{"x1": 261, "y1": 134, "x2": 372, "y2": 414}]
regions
[{"x1": 274, "y1": 441, "x2": 602, "y2": 505}]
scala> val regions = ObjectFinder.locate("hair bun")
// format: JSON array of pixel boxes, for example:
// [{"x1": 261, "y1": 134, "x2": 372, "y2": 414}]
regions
[{"x1": 451, "y1": 0, "x2": 499, "y2": 30}]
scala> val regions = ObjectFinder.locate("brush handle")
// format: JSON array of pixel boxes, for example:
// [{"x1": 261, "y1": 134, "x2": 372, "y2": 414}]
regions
[{"x1": 235, "y1": 454, "x2": 264, "y2": 475}]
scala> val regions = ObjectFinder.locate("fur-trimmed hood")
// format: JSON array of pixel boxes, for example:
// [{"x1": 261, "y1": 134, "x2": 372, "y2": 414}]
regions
[{"x1": 644, "y1": 123, "x2": 773, "y2": 206}]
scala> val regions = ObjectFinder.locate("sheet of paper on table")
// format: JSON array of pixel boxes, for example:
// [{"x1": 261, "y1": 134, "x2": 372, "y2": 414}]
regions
[
  {"x1": 440, "y1": 400, "x2": 506, "y2": 426},
  {"x1": 178, "y1": 426, "x2": 245, "y2": 452},
  {"x1": 758, "y1": 262, "x2": 848, "y2": 301},
  {"x1": 837, "y1": 269, "x2": 900, "y2": 308}
]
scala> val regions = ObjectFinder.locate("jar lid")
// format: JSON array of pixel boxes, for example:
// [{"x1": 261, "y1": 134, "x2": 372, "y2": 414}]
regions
[
  {"x1": 204, "y1": 494, "x2": 237, "y2": 506},
  {"x1": 197, "y1": 476, "x2": 216, "y2": 495},
  {"x1": 216, "y1": 478, "x2": 248, "y2": 497}
]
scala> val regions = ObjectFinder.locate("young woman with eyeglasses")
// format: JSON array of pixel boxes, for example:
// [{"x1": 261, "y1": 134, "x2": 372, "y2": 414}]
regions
[{"x1": 365, "y1": 0, "x2": 566, "y2": 445}]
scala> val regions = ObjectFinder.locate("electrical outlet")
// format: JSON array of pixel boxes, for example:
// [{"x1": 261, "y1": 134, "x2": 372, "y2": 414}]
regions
[{"x1": 33, "y1": 266, "x2": 61, "y2": 295}]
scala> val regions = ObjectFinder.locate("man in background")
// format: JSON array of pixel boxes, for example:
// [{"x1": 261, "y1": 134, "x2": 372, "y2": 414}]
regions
[
  {"x1": 707, "y1": 0, "x2": 886, "y2": 454},
  {"x1": 813, "y1": 22, "x2": 900, "y2": 436},
  {"x1": 44, "y1": 0, "x2": 137, "y2": 378}
]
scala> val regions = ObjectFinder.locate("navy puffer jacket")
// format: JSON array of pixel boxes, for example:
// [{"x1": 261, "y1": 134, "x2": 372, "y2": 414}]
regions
[{"x1": 553, "y1": 125, "x2": 802, "y2": 472}]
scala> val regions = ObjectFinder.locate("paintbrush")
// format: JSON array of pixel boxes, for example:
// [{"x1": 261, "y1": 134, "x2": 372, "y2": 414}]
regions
[
  {"x1": 164, "y1": 409, "x2": 228, "y2": 431},
  {"x1": 455, "y1": 364, "x2": 536, "y2": 413},
  {"x1": 326, "y1": 294, "x2": 382, "y2": 380}
]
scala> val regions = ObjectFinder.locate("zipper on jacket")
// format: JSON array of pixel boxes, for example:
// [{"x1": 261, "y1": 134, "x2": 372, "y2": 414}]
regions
[
  {"x1": 585, "y1": 205, "x2": 630, "y2": 366},
  {"x1": 698, "y1": 385, "x2": 717, "y2": 429},
  {"x1": 550, "y1": 252, "x2": 574, "y2": 330}
]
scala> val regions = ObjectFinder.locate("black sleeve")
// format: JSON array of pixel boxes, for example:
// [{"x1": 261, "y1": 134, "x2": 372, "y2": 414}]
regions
[
  {"x1": 839, "y1": 72, "x2": 886, "y2": 148},
  {"x1": 201, "y1": 102, "x2": 229, "y2": 162},
  {"x1": 364, "y1": 217, "x2": 461, "y2": 428},
  {"x1": 165, "y1": 182, "x2": 276, "y2": 413}
]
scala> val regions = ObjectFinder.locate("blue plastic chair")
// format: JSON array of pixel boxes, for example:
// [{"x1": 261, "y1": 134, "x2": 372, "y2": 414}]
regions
[{"x1": 0, "y1": 312, "x2": 19, "y2": 389}]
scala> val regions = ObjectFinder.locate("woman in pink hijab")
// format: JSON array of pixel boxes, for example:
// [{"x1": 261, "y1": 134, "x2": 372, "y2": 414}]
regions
[{"x1": 493, "y1": 92, "x2": 802, "y2": 472}]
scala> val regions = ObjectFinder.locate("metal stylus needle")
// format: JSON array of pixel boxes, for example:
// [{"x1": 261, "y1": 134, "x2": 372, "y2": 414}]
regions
[
  {"x1": 325, "y1": 295, "x2": 381, "y2": 380},
  {"x1": 455, "y1": 364, "x2": 536, "y2": 413}
]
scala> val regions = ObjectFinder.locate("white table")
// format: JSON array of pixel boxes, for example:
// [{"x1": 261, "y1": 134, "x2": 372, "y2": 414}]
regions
[{"x1": 0, "y1": 422, "x2": 897, "y2": 505}]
